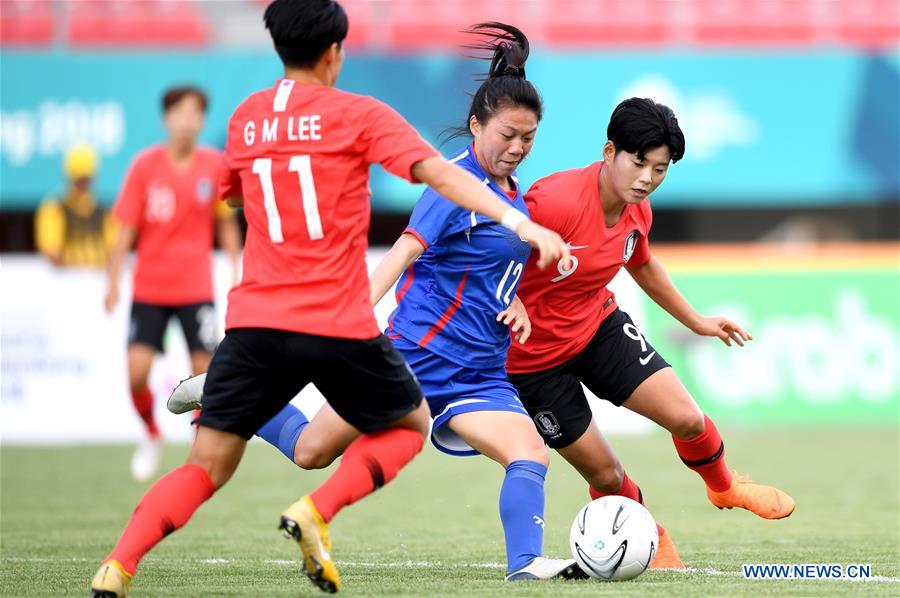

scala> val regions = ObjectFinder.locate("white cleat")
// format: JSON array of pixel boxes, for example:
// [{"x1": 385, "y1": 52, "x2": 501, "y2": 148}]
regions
[
  {"x1": 167, "y1": 373, "x2": 206, "y2": 415},
  {"x1": 505, "y1": 557, "x2": 588, "y2": 581},
  {"x1": 130, "y1": 436, "x2": 163, "y2": 482}
]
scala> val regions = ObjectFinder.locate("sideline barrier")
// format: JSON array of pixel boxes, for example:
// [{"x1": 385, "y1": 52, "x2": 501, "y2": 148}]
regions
[
  {"x1": 645, "y1": 243, "x2": 900, "y2": 422},
  {"x1": 1, "y1": 244, "x2": 896, "y2": 444}
]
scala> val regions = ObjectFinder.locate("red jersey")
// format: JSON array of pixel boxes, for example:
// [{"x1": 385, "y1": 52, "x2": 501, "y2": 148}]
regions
[
  {"x1": 506, "y1": 161, "x2": 653, "y2": 374},
  {"x1": 220, "y1": 80, "x2": 438, "y2": 339},
  {"x1": 113, "y1": 145, "x2": 224, "y2": 305}
]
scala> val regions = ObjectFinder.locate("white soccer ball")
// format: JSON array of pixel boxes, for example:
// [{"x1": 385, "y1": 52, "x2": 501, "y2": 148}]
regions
[{"x1": 569, "y1": 496, "x2": 659, "y2": 581}]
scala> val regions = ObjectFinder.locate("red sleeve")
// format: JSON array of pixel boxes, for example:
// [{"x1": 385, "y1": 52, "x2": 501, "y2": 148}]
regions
[
  {"x1": 112, "y1": 154, "x2": 146, "y2": 226},
  {"x1": 629, "y1": 200, "x2": 653, "y2": 266},
  {"x1": 360, "y1": 98, "x2": 438, "y2": 183},
  {"x1": 218, "y1": 116, "x2": 244, "y2": 200},
  {"x1": 524, "y1": 177, "x2": 568, "y2": 237}
]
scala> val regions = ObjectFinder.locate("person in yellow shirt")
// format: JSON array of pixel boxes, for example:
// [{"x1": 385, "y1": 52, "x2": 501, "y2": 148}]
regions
[{"x1": 34, "y1": 144, "x2": 116, "y2": 267}]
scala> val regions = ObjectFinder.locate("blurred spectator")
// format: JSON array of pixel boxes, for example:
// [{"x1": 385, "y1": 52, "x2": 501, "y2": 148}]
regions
[
  {"x1": 104, "y1": 86, "x2": 242, "y2": 481},
  {"x1": 33, "y1": 144, "x2": 115, "y2": 267}
]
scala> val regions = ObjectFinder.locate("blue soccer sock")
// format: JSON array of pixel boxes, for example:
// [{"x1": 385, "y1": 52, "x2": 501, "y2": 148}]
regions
[
  {"x1": 255, "y1": 403, "x2": 309, "y2": 463},
  {"x1": 499, "y1": 459, "x2": 548, "y2": 573}
]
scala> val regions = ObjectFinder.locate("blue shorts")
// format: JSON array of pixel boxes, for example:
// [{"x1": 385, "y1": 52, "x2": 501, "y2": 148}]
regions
[{"x1": 390, "y1": 334, "x2": 530, "y2": 456}]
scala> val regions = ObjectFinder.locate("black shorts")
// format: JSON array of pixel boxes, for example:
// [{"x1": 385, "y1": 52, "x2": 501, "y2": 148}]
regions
[
  {"x1": 508, "y1": 309, "x2": 669, "y2": 449},
  {"x1": 129, "y1": 301, "x2": 218, "y2": 354},
  {"x1": 196, "y1": 328, "x2": 424, "y2": 439}
]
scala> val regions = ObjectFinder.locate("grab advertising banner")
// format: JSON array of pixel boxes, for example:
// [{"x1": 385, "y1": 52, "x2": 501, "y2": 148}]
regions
[{"x1": 641, "y1": 245, "x2": 900, "y2": 422}]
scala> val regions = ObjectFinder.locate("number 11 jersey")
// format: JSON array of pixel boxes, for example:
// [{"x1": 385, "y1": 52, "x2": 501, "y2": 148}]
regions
[{"x1": 219, "y1": 79, "x2": 438, "y2": 339}]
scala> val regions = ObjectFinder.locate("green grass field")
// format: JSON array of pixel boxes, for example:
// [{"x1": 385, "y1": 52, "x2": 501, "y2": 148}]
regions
[{"x1": 2, "y1": 426, "x2": 898, "y2": 596}]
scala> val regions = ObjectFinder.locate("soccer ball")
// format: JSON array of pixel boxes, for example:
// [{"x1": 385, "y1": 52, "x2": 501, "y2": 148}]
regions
[{"x1": 569, "y1": 496, "x2": 658, "y2": 581}]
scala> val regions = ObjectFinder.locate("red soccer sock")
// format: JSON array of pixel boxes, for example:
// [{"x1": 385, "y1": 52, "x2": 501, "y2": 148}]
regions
[
  {"x1": 107, "y1": 464, "x2": 214, "y2": 574},
  {"x1": 309, "y1": 428, "x2": 424, "y2": 523},
  {"x1": 589, "y1": 472, "x2": 666, "y2": 538},
  {"x1": 130, "y1": 386, "x2": 159, "y2": 438},
  {"x1": 672, "y1": 414, "x2": 732, "y2": 492}
]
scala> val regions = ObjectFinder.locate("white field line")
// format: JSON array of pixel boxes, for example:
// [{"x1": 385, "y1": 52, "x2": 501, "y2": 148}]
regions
[{"x1": 3, "y1": 557, "x2": 898, "y2": 583}]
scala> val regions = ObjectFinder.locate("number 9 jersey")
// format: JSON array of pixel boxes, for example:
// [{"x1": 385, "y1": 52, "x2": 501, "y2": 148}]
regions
[
  {"x1": 386, "y1": 145, "x2": 532, "y2": 370},
  {"x1": 219, "y1": 79, "x2": 438, "y2": 339}
]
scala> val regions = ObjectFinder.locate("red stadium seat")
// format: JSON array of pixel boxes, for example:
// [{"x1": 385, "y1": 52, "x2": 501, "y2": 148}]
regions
[
  {"x1": 686, "y1": 0, "x2": 819, "y2": 46},
  {"x1": 67, "y1": 0, "x2": 209, "y2": 48},
  {"x1": 834, "y1": 0, "x2": 900, "y2": 49},
  {"x1": 337, "y1": 0, "x2": 373, "y2": 50},
  {"x1": 384, "y1": 1, "x2": 542, "y2": 51},
  {"x1": 541, "y1": 0, "x2": 670, "y2": 47},
  {"x1": 0, "y1": 0, "x2": 54, "y2": 47}
]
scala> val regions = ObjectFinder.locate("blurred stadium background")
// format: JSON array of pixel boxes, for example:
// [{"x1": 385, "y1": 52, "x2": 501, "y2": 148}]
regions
[{"x1": 1, "y1": 0, "x2": 898, "y2": 594}]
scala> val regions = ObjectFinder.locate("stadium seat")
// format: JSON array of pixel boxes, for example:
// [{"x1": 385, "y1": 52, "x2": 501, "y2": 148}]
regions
[
  {"x1": 67, "y1": 0, "x2": 209, "y2": 47},
  {"x1": 541, "y1": 0, "x2": 670, "y2": 47},
  {"x1": 0, "y1": 0, "x2": 54, "y2": 47},
  {"x1": 337, "y1": 0, "x2": 372, "y2": 49},
  {"x1": 384, "y1": 1, "x2": 542, "y2": 51},
  {"x1": 834, "y1": 0, "x2": 900, "y2": 49},
  {"x1": 686, "y1": 0, "x2": 818, "y2": 46}
]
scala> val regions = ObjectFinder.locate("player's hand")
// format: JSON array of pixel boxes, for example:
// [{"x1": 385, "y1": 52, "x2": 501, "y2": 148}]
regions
[
  {"x1": 516, "y1": 219, "x2": 570, "y2": 270},
  {"x1": 497, "y1": 295, "x2": 531, "y2": 344},
  {"x1": 692, "y1": 316, "x2": 752, "y2": 347},
  {"x1": 104, "y1": 285, "x2": 119, "y2": 314}
]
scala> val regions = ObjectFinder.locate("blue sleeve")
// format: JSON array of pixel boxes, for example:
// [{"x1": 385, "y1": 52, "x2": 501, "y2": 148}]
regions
[{"x1": 404, "y1": 187, "x2": 474, "y2": 249}]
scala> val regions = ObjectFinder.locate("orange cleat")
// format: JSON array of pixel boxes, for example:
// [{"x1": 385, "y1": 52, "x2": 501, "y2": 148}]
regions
[
  {"x1": 707, "y1": 470, "x2": 795, "y2": 520},
  {"x1": 650, "y1": 528, "x2": 685, "y2": 570}
]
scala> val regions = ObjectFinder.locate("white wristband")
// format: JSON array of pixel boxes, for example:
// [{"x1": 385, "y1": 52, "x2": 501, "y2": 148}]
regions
[{"x1": 501, "y1": 208, "x2": 529, "y2": 233}]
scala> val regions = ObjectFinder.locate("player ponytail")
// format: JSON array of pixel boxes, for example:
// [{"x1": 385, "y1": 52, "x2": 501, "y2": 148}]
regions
[{"x1": 444, "y1": 22, "x2": 543, "y2": 143}]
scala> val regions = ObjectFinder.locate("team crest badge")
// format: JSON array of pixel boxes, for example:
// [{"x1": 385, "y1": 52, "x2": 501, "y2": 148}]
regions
[
  {"x1": 623, "y1": 230, "x2": 639, "y2": 263},
  {"x1": 196, "y1": 178, "x2": 212, "y2": 203},
  {"x1": 534, "y1": 411, "x2": 561, "y2": 436}
]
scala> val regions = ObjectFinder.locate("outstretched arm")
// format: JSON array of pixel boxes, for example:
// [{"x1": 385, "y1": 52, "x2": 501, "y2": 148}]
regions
[
  {"x1": 411, "y1": 156, "x2": 568, "y2": 270},
  {"x1": 370, "y1": 233, "x2": 425, "y2": 306},
  {"x1": 626, "y1": 255, "x2": 751, "y2": 347}
]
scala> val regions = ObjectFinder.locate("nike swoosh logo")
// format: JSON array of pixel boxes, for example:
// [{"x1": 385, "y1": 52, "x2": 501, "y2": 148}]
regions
[
  {"x1": 639, "y1": 351, "x2": 657, "y2": 366},
  {"x1": 566, "y1": 243, "x2": 590, "y2": 250},
  {"x1": 611, "y1": 505, "x2": 629, "y2": 535}
]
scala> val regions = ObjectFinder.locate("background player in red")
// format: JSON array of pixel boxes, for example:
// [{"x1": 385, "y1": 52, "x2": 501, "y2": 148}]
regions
[
  {"x1": 104, "y1": 86, "x2": 242, "y2": 482},
  {"x1": 507, "y1": 98, "x2": 795, "y2": 569},
  {"x1": 91, "y1": 1, "x2": 568, "y2": 596}
]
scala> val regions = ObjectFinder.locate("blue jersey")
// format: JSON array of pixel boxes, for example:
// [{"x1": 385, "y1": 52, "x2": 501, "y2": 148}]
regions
[{"x1": 387, "y1": 145, "x2": 532, "y2": 369}]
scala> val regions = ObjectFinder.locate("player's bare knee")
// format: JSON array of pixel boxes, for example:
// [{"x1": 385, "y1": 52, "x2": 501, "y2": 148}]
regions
[
  {"x1": 185, "y1": 454, "x2": 233, "y2": 489},
  {"x1": 294, "y1": 442, "x2": 337, "y2": 470},
  {"x1": 509, "y1": 441, "x2": 550, "y2": 468},
  {"x1": 672, "y1": 409, "x2": 706, "y2": 440},
  {"x1": 532, "y1": 447, "x2": 551, "y2": 468},
  {"x1": 588, "y1": 463, "x2": 625, "y2": 493},
  {"x1": 128, "y1": 379, "x2": 149, "y2": 394}
]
